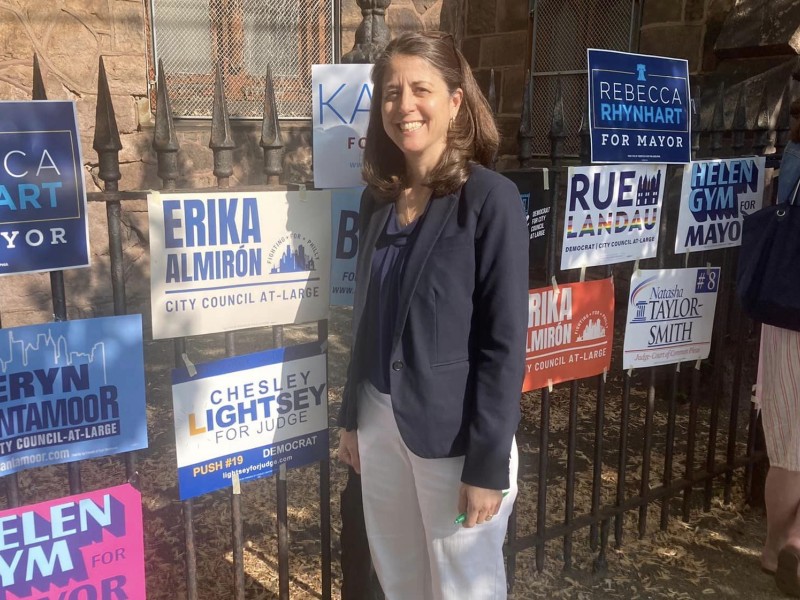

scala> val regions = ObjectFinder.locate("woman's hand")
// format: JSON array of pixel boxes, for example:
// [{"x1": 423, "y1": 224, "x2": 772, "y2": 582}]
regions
[
  {"x1": 337, "y1": 429, "x2": 361, "y2": 473},
  {"x1": 458, "y1": 484, "x2": 503, "y2": 527}
]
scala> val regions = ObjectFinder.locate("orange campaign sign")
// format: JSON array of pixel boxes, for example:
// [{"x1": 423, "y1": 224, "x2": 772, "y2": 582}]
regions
[{"x1": 523, "y1": 277, "x2": 615, "y2": 392}]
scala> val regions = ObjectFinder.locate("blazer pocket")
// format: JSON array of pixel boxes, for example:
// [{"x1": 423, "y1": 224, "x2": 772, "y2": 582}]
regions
[{"x1": 432, "y1": 288, "x2": 469, "y2": 366}]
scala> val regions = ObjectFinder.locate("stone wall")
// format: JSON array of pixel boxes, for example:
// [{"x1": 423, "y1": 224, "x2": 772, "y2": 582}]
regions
[
  {"x1": 3, "y1": 0, "x2": 794, "y2": 327},
  {"x1": 0, "y1": 1, "x2": 312, "y2": 329},
  {"x1": 459, "y1": 0, "x2": 527, "y2": 165},
  {"x1": 640, "y1": 0, "x2": 737, "y2": 74},
  {"x1": 0, "y1": 0, "x2": 152, "y2": 327}
]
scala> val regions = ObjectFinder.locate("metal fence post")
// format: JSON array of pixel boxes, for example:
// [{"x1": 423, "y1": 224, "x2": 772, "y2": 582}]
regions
[
  {"x1": 32, "y1": 53, "x2": 81, "y2": 495},
  {"x1": 93, "y1": 56, "x2": 137, "y2": 480}
]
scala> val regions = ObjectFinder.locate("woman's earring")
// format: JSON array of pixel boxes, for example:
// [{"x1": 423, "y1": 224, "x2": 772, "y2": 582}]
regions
[{"x1": 449, "y1": 116, "x2": 455, "y2": 130}]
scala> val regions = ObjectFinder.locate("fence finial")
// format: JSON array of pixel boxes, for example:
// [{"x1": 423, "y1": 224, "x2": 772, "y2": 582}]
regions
[
  {"x1": 517, "y1": 70, "x2": 533, "y2": 168},
  {"x1": 549, "y1": 77, "x2": 567, "y2": 164},
  {"x1": 731, "y1": 85, "x2": 747, "y2": 154},
  {"x1": 710, "y1": 82, "x2": 725, "y2": 155},
  {"x1": 93, "y1": 56, "x2": 122, "y2": 187},
  {"x1": 690, "y1": 85, "x2": 701, "y2": 159},
  {"x1": 210, "y1": 64, "x2": 236, "y2": 186},
  {"x1": 488, "y1": 69, "x2": 498, "y2": 116},
  {"x1": 33, "y1": 54, "x2": 47, "y2": 100},
  {"x1": 753, "y1": 82, "x2": 772, "y2": 156},
  {"x1": 578, "y1": 102, "x2": 590, "y2": 165},
  {"x1": 153, "y1": 59, "x2": 180, "y2": 188},
  {"x1": 342, "y1": 0, "x2": 392, "y2": 64},
  {"x1": 260, "y1": 64, "x2": 283, "y2": 185},
  {"x1": 775, "y1": 79, "x2": 793, "y2": 155}
]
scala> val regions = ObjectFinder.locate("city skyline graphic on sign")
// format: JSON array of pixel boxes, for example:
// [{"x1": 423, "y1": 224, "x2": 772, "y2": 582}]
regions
[
  {"x1": 577, "y1": 319, "x2": 607, "y2": 341},
  {"x1": 270, "y1": 243, "x2": 317, "y2": 273},
  {"x1": 636, "y1": 170, "x2": 662, "y2": 206},
  {"x1": 0, "y1": 328, "x2": 108, "y2": 384}
]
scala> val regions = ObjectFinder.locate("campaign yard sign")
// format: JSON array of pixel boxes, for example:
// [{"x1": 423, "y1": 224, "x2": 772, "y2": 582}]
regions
[
  {"x1": 330, "y1": 188, "x2": 362, "y2": 306},
  {"x1": 0, "y1": 315, "x2": 148, "y2": 477},
  {"x1": 623, "y1": 267, "x2": 720, "y2": 369},
  {"x1": 0, "y1": 101, "x2": 89, "y2": 275},
  {"x1": 675, "y1": 157, "x2": 766, "y2": 253},
  {"x1": 561, "y1": 164, "x2": 665, "y2": 269},
  {"x1": 523, "y1": 278, "x2": 614, "y2": 392},
  {"x1": 502, "y1": 169, "x2": 552, "y2": 278},
  {"x1": 172, "y1": 341, "x2": 328, "y2": 500},
  {"x1": 149, "y1": 190, "x2": 331, "y2": 339},
  {"x1": 0, "y1": 484, "x2": 146, "y2": 600},
  {"x1": 588, "y1": 49, "x2": 691, "y2": 164},
  {"x1": 312, "y1": 64, "x2": 373, "y2": 189}
]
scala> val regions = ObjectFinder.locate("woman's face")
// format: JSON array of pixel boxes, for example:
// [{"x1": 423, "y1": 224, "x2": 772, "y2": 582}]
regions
[{"x1": 380, "y1": 54, "x2": 462, "y2": 175}]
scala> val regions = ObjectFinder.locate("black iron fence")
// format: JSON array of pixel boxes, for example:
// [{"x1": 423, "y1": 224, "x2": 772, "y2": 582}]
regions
[
  {"x1": 0, "y1": 50, "x2": 787, "y2": 598},
  {"x1": 498, "y1": 69, "x2": 788, "y2": 586},
  {"x1": 1, "y1": 56, "x2": 331, "y2": 600}
]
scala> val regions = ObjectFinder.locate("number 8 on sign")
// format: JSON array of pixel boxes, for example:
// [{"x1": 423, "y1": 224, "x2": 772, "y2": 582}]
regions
[{"x1": 695, "y1": 268, "x2": 720, "y2": 293}]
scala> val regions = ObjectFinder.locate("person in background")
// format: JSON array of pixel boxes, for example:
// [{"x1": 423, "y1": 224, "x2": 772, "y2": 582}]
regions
[
  {"x1": 759, "y1": 98, "x2": 800, "y2": 597},
  {"x1": 336, "y1": 30, "x2": 528, "y2": 600}
]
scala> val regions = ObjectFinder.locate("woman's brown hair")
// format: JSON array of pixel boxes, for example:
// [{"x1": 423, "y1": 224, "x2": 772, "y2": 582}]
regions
[{"x1": 361, "y1": 31, "x2": 500, "y2": 199}]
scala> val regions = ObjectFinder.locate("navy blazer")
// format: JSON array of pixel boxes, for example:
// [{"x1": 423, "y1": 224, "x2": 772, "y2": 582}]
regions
[{"x1": 338, "y1": 165, "x2": 529, "y2": 490}]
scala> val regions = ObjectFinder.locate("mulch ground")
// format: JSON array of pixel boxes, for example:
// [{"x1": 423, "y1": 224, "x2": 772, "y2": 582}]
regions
[{"x1": 1, "y1": 307, "x2": 785, "y2": 599}]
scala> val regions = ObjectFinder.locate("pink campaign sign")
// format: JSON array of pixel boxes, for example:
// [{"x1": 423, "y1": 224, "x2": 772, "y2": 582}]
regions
[{"x1": 0, "y1": 483, "x2": 146, "y2": 600}]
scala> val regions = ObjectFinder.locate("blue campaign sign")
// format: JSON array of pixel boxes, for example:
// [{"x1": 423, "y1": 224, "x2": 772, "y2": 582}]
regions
[
  {"x1": 172, "y1": 341, "x2": 328, "y2": 500},
  {"x1": 0, "y1": 315, "x2": 148, "y2": 476},
  {"x1": 0, "y1": 101, "x2": 90, "y2": 274},
  {"x1": 330, "y1": 188, "x2": 362, "y2": 306},
  {"x1": 588, "y1": 49, "x2": 691, "y2": 164}
]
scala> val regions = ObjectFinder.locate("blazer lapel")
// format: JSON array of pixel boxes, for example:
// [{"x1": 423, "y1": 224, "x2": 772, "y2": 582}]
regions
[
  {"x1": 392, "y1": 192, "x2": 459, "y2": 349},
  {"x1": 353, "y1": 198, "x2": 392, "y2": 333}
]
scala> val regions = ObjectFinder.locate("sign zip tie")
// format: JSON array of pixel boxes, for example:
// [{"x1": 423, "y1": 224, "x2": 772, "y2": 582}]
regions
[
  {"x1": 633, "y1": 259, "x2": 640, "y2": 276},
  {"x1": 551, "y1": 276, "x2": 559, "y2": 296},
  {"x1": 547, "y1": 379, "x2": 553, "y2": 393},
  {"x1": 602, "y1": 368, "x2": 607, "y2": 383},
  {"x1": 579, "y1": 266, "x2": 586, "y2": 282},
  {"x1": 181, "y1": 353, "x2": 197, "y2": 378},
  {"x1": 676, "y1": 362, "x2": 681, "y2": 373},
  {"x1": 695, "y1": 359, "x2": 702, "y2": 371},
  {"x1": 543, "y1": 168, "x2": 550, "y2": 191},
  {"x1": 232, "y1": 472, "x2": 241, "y2": 495},
  {"x1": 320, "y1": 340, "x2": 328, "y2": 353},
  {"x1": 627, "y1": 367, "x2": 633, "y2": 377},
  {"x1": 299, "y1": 183, "x2": 308, "y2": 202}
]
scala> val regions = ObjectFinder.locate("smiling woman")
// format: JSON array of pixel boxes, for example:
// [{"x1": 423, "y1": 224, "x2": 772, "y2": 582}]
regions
[{"x1": 336, "y1": 31, "x2": 528, "y2": 600}]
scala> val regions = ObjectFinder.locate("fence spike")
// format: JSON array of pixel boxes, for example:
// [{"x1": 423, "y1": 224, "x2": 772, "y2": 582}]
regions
[
  {"x1": 753, "y1": 82, "x2": 772, "y2": 156},
  {"x1": 730, "y1": 85, "x2": 747, "y2": 153},
  {"x1": 690, "y1": 85, "x2": 701, "y2": 159},
  {"x1": 549, "y1": 77, "x2": 567, "y2": 164},
  {"x1": 578, "y1": 102, "x2": 590, "y2": 165},
  {"x1": 210, "y1": 64, "x2": 236, "y2": 185},
  {"x1": 775, "y1": 79, "x2": 793, "y2": 154},
  {"x1": 93, "y1": 57, "x2": 122, "y2": 186},
  {"x1": 488, "y1": 68, "x2": 498, "y2": 116},
  {"x1": 33, "y1": 54, "x2": 46, "y2": 100},
  {"x1": 517, "y1": 69, "x2": 533, "y2": 168},
  {"x1": 260, "y1": 64, "x2": 283, "y2": 185},
  {"x1": 710, "y1": 82, "x2": 725, "y2": 155},
  {"x1": 153, "y1": 59, "x2": 180, "y2": 188}
]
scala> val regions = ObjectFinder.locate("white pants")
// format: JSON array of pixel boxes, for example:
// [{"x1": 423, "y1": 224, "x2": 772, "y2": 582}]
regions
[{"x1": 357, "y1": 381, "x2": 518, "y2": 600}]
